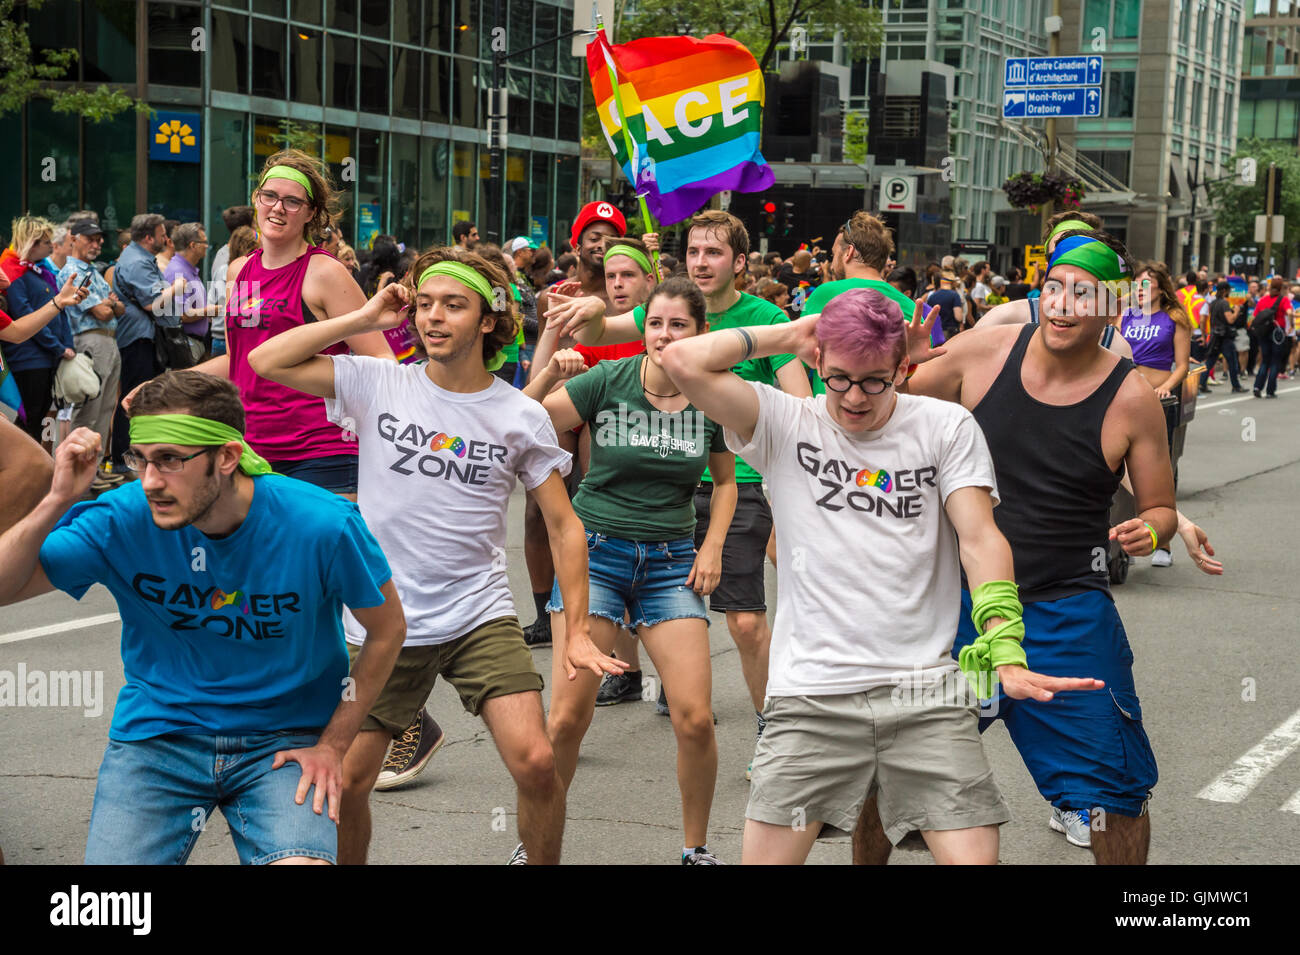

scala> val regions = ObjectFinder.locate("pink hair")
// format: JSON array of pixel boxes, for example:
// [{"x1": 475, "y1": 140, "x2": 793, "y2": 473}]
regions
[{"x1": 815, "y1": 287, "x2": 907, "y2": 368}]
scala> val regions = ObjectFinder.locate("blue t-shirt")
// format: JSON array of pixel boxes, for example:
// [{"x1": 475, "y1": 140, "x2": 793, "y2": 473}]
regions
[{"x1": 39, "y1": 474, "x2": 392, "y2": 741}]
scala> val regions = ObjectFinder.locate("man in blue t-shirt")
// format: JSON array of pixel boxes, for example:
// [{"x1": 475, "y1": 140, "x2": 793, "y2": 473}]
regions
[{"x1": 0, "y1": 371, "x2": 406, "y2": 865}]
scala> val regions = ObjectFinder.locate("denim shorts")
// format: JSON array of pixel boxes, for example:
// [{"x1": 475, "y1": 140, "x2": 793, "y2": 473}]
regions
[
  {"x1": 267, "y1": 454, "x2": 359, "y2": 494},
  {"x1": 547, "y1": 531, "x2": 709, "y2": 630},
  {"x1": 84, "y1": 730, "x2": 338, "y2": 865}
]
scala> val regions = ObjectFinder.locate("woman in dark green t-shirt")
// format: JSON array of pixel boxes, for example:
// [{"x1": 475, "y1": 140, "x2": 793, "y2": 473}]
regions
[{"x1": 523, "y1": 276, "x2": 738, "y2": 863}]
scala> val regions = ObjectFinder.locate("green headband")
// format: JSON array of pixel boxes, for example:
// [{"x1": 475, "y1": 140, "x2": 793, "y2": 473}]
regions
[
  {"x1": 1046, "y1": 217, "x2": 1090, "y2": 245},
  {"x1": 604, "y1": 245, "x2": 653, "y2": 275},
  {"x1": 259, "y1": 165, "x2": 314, "y2": 199},
  {"x1": 1048, "y1": 235, "x2": 1130, "y2": 284},
  {"x1": 417, "y1": 262, "x2": 508, "y2": 372},
  {"x1": 129, "y1": 414, "x2": 272, "y2": 476}
]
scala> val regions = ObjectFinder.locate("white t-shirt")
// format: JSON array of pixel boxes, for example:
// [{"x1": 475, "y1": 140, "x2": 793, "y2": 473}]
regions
[
  {"x1": 725, "y1": 384, "x2": 998, "y2": 697},
  {"x1": 326, "y1": 356, "x2": 571, "y2": 645},
  {"x1": 972, "y1": 281, "x2": 991, "y2": 305}
]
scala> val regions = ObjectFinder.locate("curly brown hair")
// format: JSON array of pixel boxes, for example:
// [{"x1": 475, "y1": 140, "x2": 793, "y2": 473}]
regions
[
  {"x1": 405, "y1": 246, "x2": 520, "y2": 366},
  {"x1": 252, "y1": 149, "x2": 341, "y2": 245}
]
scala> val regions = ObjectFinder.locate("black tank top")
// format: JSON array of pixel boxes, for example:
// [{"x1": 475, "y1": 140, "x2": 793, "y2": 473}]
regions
[{"x1": 972, "y1": 324, "x2": 1132, "y2": 602}]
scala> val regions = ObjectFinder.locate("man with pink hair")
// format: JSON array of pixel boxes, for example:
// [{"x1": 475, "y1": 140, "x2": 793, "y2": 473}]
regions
[{"x1": 661, "y1": 287, "x2": 1102, "y2": 864}]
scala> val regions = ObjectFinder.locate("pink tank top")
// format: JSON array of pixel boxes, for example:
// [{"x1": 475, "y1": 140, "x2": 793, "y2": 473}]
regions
[{"x1": 226, "y1": 247, "x2": 355, "y2": 461}]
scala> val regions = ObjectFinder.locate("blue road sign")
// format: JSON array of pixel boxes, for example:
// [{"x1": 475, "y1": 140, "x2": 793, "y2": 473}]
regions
[
  {"x1": 1004, "y1": 56, "x2": 1104, "y2": 88},
  {"x1": 1002, "y1": 86, "x2": 1102, "y2": 118}
]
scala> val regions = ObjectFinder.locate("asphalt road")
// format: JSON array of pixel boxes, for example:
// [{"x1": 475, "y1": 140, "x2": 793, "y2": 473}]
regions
[{"x1": 3, "y1": 382, "x2": 1299, "y2": 865}]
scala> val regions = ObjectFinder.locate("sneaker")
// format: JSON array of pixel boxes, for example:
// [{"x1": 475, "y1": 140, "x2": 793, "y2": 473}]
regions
[
  {"x1": 522, "y1": 616, "x2": 551, "y2": 648},
  {"x1": 1232, "y1": 386, "x2": 1247, "y2": 393},
  {"x1": 508, "y1": 842, "x2": 528, "y2": 865},
  {"x1": 1049, "y1": 807, "x2": 1091, "y2": 848},
  {"x1": 1254, "y1": 389, "x2": 1262, "y2": 398},
  {"x1": 373, "y1": 708, "x2": 446, "y2": 791},
  {"x1": 595, "y1": 669, "x2": 643, "y2": 706},
  {"x1": 656, "y1": 685, "x2": 670, "y2": 716},
  {"x1": 1150, "y1": 549, "x2": 1173, "y2": 568},
  {"x1": 682, "y1": 846, "x2": 724, "y2": 865}
]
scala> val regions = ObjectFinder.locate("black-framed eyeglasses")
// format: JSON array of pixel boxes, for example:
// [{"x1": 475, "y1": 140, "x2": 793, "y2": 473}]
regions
[
  {"x1": 820, "y1": 374, "x2": 894, "y2": 396},
  {"x1": 123, "y1": 448, "x2": 213, "y2": 473},
  {"x1": 255, "y1": 189, "x2": 309, "y2": 214}
]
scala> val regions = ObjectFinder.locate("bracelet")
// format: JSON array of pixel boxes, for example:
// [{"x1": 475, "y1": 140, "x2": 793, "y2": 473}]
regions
[
  {"x1": 906, "y1": 362, "x2": 919, "y2": 379},
  {"x1": 732, "y1": 327, "x2": 756, "y2": 360},
  {"x1": 1143, "y1": 521, "x2": 1159, "y2": 552}
]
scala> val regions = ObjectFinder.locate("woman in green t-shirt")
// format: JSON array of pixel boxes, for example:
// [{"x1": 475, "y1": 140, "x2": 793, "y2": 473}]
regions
[{"x1": 523, "y1": 276, "x2": 738, "y2": 864}]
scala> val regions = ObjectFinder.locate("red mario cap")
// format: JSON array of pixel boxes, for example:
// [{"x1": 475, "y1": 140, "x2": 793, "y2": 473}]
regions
[{"x1": 570, "y1": 200, "x2": 626, "y2": 250}]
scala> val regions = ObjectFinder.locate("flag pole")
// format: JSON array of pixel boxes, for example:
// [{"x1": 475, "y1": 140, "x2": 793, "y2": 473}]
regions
[{"x1": 597, "y1": 30, "x2": 662, "y2": 281}]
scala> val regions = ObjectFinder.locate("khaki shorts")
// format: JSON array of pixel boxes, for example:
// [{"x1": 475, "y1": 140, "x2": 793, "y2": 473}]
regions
[
  {"x1": 746, "y1": 687, "x2": 1011, "y2": 844},
  {"x1": 348, "y1": 615, "x2": 543, "y2": 736}
]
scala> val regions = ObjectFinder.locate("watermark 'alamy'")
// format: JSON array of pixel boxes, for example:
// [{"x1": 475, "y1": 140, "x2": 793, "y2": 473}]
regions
[
  {"x1": 0, "y1": 664, "x2": 103, "y2": 717},
  {"x1": 49, "y1": 885, "x2": 151, "y2": 935}
]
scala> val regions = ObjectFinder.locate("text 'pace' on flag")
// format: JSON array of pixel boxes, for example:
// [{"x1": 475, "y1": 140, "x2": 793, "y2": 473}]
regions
[{"x1": 587, "y1": 32, "x2": 776, "y2": 226}]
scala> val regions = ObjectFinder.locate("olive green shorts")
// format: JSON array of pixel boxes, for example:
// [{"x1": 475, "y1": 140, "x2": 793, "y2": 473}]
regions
[{"x1": 348, "y1": 615, "x2": 543, "y2": 736}]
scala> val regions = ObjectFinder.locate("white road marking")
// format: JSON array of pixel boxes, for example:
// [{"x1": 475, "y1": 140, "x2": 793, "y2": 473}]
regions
[
  {"x1": 0, "y1": 613, "x2": 121, "y2": 645},
  {"x1": 1198, "y1": 708, "x2": 1300, "y2": 803},
  {"x1": 1198, "y1": 385, "x2": 1300, "y2": 410},
  {"x1": 1280, "y1": 789, "x2": 1300, "y2": 815}
]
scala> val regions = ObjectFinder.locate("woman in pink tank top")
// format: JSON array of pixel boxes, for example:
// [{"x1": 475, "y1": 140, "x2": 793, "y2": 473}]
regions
[{"x1": 190, "y1": 149, "x2": 393, "y2": 494}]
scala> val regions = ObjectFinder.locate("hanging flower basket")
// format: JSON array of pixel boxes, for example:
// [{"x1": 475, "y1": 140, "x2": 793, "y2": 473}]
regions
[{"x1": 1002, "y1": 171, "x2": 1087, "y2": 210}]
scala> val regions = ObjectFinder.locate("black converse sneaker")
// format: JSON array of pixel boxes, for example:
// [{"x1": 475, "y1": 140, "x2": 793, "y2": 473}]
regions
[
  {"x1": 373, "y1": 708, "x2": 445, "y2": 791},
  {"x1": 682, "y1": 846, "x2": 724, "y2": 865}
]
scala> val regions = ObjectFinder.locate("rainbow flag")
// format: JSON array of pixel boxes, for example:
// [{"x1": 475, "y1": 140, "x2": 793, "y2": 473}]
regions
[
  {"x1": 587, "y1": 32, "x2": 775, "y2": 226},
  {"x1": 1226, "y1": 275, "x2": 1249, "y2": 309}
]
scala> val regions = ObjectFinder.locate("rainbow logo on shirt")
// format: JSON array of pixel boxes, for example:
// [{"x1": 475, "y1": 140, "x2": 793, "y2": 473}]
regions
[
  {"x1": 854, "y1": 467, "x2": 893, "y2": 493},
  {"x1": 210, "y1": 588, "x2": 250, "y2": 613},
  {"x1": 430, "y1": 433, "x2": 467, "y2": 457}
]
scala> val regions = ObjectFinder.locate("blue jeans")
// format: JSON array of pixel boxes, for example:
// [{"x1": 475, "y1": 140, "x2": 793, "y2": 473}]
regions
[
  {"x1": 1254, "y1": 330, "x2": 1288, "y2": 395},
  {"x1": 1204, "y1": 333, "x2": 1241, "y2": 389},
  {"x1": 85, "y1": 730, "x2": 337, "y2": 864},
  {"x1": 547, "y1": 531, "x2": 708, "y2": 630}
]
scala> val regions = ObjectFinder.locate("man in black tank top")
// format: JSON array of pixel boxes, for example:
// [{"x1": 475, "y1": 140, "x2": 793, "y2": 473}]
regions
[{"x1": 854, "y1": 228, "x2": 1177, "y2": 866}]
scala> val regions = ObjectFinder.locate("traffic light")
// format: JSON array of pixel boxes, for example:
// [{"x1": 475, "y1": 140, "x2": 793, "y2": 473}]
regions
[
  {"x1": 763, "y1": 200, "x2": 777, "y2": 235},
  {"x1": 781, "y1": 201, "x2": 795, "y2": 236}
]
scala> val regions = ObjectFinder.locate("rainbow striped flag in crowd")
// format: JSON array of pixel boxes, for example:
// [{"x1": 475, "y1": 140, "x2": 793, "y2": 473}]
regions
[{"x1": 587, "y1": 31, "x2": 775, "y2": 226}]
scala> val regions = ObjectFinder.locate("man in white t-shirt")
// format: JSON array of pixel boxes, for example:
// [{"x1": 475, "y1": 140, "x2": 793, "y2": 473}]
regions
[
  {"x1": 661, "y1": 287, "x2": 1103, "y2": 864},
  {"x1": 249, "y1": 247, "x2": 625, "y2": 865}
]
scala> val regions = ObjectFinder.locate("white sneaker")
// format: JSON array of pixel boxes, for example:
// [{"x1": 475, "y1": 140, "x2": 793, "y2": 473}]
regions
[
  {"x1": 1049, "y1": 807, "x2": 1091, "y2": 847},
  {"x1": 1151, "y1": 549, "x2": 1173, "y2": 568}
]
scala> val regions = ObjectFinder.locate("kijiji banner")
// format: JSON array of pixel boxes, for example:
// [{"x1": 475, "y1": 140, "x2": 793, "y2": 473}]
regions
[{"x1": 587, "y1": 31, "x2": 775, "y2": 226}]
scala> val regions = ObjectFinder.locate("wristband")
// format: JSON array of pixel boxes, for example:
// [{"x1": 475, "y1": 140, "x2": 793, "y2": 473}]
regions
[
  {"x1": 1143, "y1": 521, "x2": 1159, "y2": 552},
  {"x1": 958, "y1": 580, "x2": 1027, "y2": 701}
]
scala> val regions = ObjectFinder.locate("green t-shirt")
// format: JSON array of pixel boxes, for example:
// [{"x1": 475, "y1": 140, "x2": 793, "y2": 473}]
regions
[
  {"x1": 634, "y1": 292, "x2": 794, "y2": 483},
  {"x1": 564, "y1": 356, "x2": 728, "y2": 541},
  {"x1": 801, "y1": 278, "x2": 917, "y2": 398}
]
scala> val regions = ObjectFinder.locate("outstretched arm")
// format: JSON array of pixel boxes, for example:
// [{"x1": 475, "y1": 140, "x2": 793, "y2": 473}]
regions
[{"x1": 1109, "y1": 383, "x2": 1178, "y2": 557}]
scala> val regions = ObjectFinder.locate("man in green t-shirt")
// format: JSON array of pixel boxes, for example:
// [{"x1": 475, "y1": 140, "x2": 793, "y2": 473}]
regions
[{"x1": 544, "y1": 210, "x2": 811, "y2": 775}]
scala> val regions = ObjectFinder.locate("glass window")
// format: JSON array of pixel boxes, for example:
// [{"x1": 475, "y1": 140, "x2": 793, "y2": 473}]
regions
[
  {"x1": 452, "y1": 57, "x2": 477, "y2": 126},
  {"x1": 360, "y1": 0, "x2": 388, "y2": 38},
  {"x1": 532, "y1": 74, "x2": 556, "y2": 141},
  {"x1": 425, "y1": 51, "x2": 451, "y2": 123},
  {"x1": 535, "y1": 1, "x2": 557, "y2": 74},
  {"x1": 291, "y1": 0, "x2": 323, "y2": 24},
  {"x1": 325, "y1": 125, "x2": 356, "y2": 238},
  {"x1": 360, "y1": 41, "x2": 390, "y2": 113},
  {"x1": 212, "y1": 11, "x2": 249, "y2": 94},
  {"x1": 558, "y1": 6, "x2": 581, "y2": 77},
  {"x1": 1083, "y1": 0, "x2": 1108, "y2": 36},
  {"x1": 149, "y1": 161, "x2": 202, "y2": 222},
  {"x1": 393, "y1": 0, "x2": 421, "y2": 43},
  {"x1": 505, "y1": 149, "x2": 529, "y2": 238},
  {"x1": 1255, "y1": 98, "x2": 1278, "y2": 137},
  {"x1": 328, "y1": 0, "x2": 357, "y2": 32},
  {"x1": 1114, "y1": 0, "x2": 1141, "y2": 39},
  {"x1": 1174, "y1": 74, "x2": 1186, "y2": 117},
  {"x1": 252, "y1": 0, "x2": 286, "y2": 15},
  {"x1": 529, "y1": 151, "x2": 553, "y2": 245},
  {"x1": 425, "y1": 0, "x2": 449, "y2": 49},
  {"x1": 290, "y1": 28, "x2": 323, "y2": 106},
  {"x1": 393, "y1": 47, "x2": 422, "y2": 119},
  {"x1": 251, "y1": 19, "x2": 287, "y2": 98},
  {"x1": 1209, "y1": 86, "x2": 1219, "y2": 130},
  {"x1": 451, "y1": 143, "x2": 478, "y2": 225},
  {"x1": 1253, "y1": 0, "x2": 1271, "y2": 14},
  {"x1": 557, "y1": 79, "x2": 581, "y2": 141},
  {"x1": 1279, "y1": 99, "x2": 1299, "y2": 140},
  {"x1": 1191, "y1": 80, "x2": 1203, "y2": 122},
  {"x1": 420, "y1": 138, "x2": 450, "y2": 247},
  {"x1": 83, "y1": 0, "x2": 136, "y2": 84},
  {"x1": 206, "y1": 109, "x2": 250, "y2": 247},
  {"x1": 328, "y1": 34, "x2": 358, "y2": 109},
  {"x1": 356, "y1": 128, "x2": 386, "y2": 245},
  {"x1": 454, "y1": 0, "x2": 476, "y2": 55},
  {"x1": 509, "y1": 0, "x2": 534, "y2": 69},
  {"x1": 1196, "y1": 3, "x2": 1208, "y2": 48},
  {"x1": 26, "y1": 103, "x2": 80, "y2": 224},
  {"x1": 1239, "y1": 100, "x2": 1255, "y2": 138},
  {"x1": 506, "y1": 70, "x2": 531, "y2": 137},
  {"x1": 148, "y1": 2, "x2": 201, "y2": 86},
  {"x1": 1106, "y1": 71, "x2": 1136, "y2": 118},
  {"x1": 391, "y1": 132, "x2": 421, "y2": 242}
]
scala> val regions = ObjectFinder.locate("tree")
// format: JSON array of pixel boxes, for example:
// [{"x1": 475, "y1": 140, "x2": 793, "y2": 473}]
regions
[
  {"x1": 624, "y1": 0, "x2": 884, "y2": 72},
  {"x1": 843, "y1": 110, "x2": 868, "y2": 166},
  {"x1": 0, "y1": 0, "x2": 150, "y2": 121},
  {"x1": 1207, "y1": 141, "x2": 1300, "y2": 252}
]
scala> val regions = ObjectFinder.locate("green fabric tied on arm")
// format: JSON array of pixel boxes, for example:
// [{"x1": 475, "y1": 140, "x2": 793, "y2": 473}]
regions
[
  {"x1": 959, "y1": 579, "x2": 1027, "y2": 700},
  {"x1": 129, "y1": 413, "x2": 273, "y2": 476}
]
